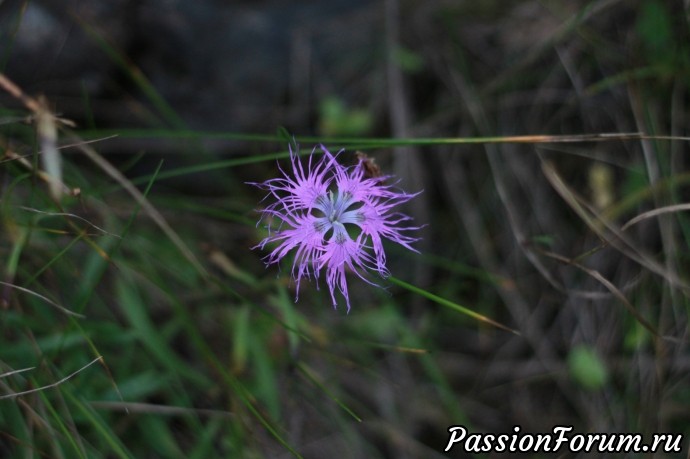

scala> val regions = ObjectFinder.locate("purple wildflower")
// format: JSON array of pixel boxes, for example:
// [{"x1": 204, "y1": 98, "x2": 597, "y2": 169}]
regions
[{"x1": 252, "y1": 144, "x2": 421, "y2": 311}]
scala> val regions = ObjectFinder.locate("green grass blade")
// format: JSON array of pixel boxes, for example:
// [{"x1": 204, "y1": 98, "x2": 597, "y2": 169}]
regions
[{"x1": 388, "y1": 276, "x2": 519, "y2": 335}]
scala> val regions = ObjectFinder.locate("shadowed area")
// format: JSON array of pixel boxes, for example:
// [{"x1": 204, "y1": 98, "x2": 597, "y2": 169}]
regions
[{"x1": 1, "y1": 1, "x2": 689, "y2": 458}]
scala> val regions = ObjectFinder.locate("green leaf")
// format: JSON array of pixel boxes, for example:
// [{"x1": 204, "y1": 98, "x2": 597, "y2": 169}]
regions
[
  {"x1": 636, "y1": 0, "x2": 675, "y2": 67},
  {"x1": 393, "y1": 46, "x2": 424, "y2": 73},
  {"x1": 318, "y1": 96, "x2": 373, "y2": 137},
  {"x1": 568, "y1": 345, "x2": 609, "y2": 391}
]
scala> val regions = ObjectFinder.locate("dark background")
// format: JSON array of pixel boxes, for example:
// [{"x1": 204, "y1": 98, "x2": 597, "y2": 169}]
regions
[{"x1": 1, "y1": 1, "x2": 689, "y2": 458}]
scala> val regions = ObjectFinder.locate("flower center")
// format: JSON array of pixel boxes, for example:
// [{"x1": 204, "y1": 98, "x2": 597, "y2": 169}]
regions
[{"x1": 313, "y1": 190, "x2": 363, "y2": 242}]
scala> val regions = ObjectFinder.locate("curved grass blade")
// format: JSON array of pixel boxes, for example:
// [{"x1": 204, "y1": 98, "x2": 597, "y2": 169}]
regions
[
  {"x1": 0, "y1": 357, "x2": 102, "y2": 400},
  {"x1": 0, "y1": 280, "x2": 85, "y2": 318},
  {"x1": 388, "y1": 276, "x2": 519, "y2": 335},
  {"x1": 297, "y1": 362, "x2": 362, "y2": 423}
]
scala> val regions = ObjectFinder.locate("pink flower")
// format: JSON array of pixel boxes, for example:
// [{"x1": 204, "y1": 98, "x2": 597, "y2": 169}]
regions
[{"x1": 252, "y1": 144, "x2": 421, "y2": 311}]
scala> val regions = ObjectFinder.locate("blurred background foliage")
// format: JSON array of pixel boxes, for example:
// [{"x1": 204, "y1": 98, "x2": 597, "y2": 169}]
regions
[{"x1": 1, "y1": 0, "x2": 690, "y2": 458}]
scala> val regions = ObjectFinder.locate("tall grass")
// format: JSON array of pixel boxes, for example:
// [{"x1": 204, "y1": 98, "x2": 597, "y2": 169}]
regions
[{"x1": 2, "y1": 1, "x2": 690, "y2": 458}]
